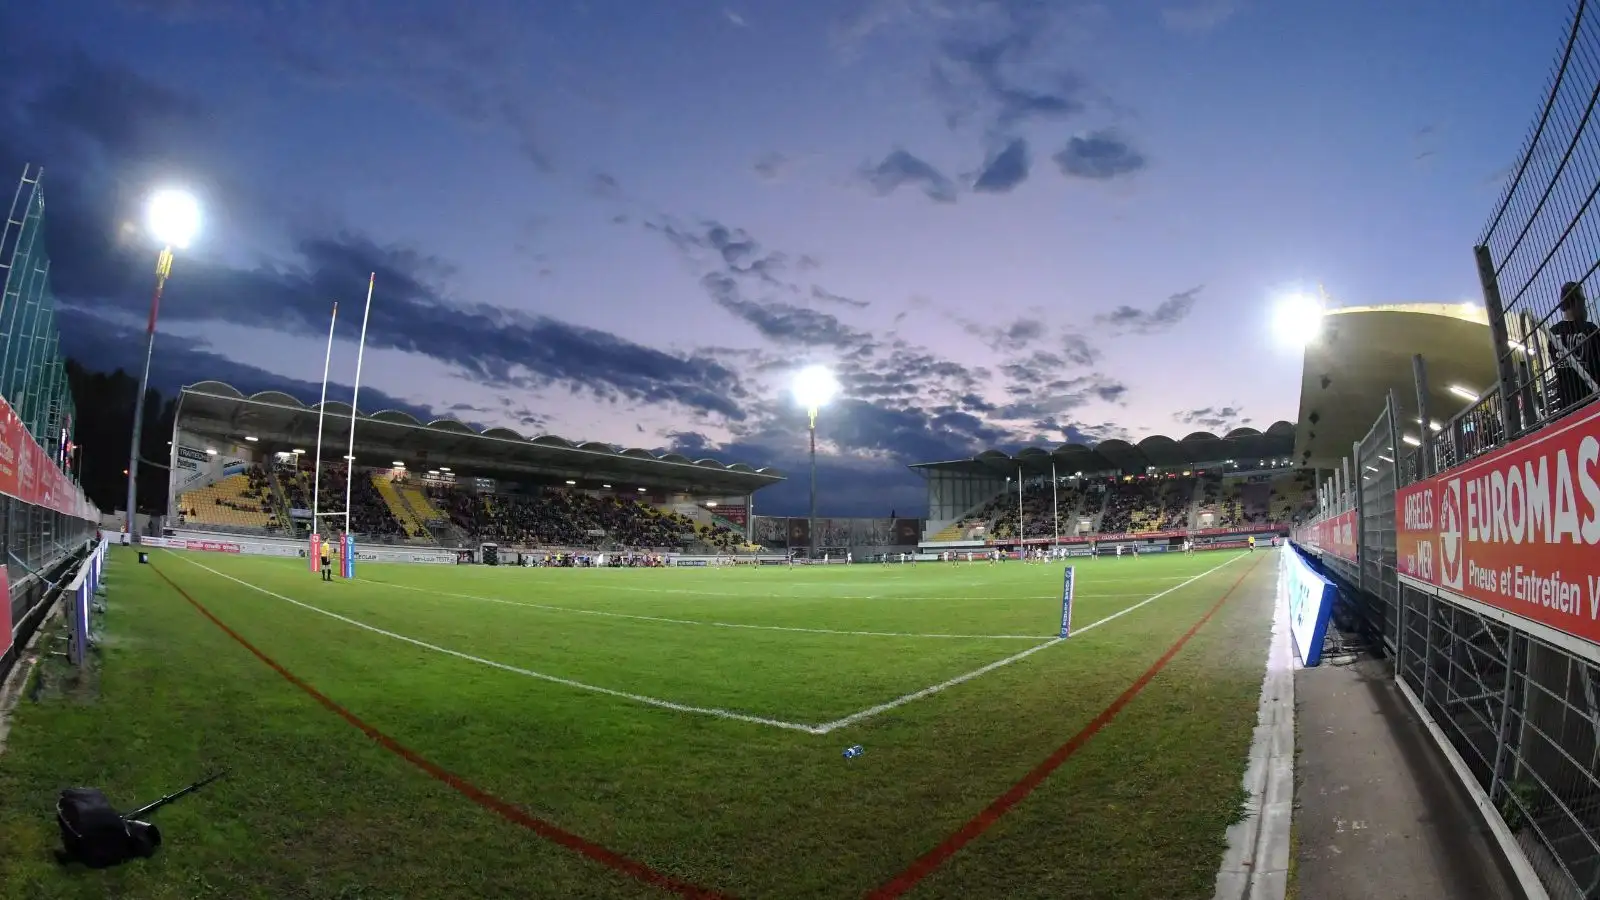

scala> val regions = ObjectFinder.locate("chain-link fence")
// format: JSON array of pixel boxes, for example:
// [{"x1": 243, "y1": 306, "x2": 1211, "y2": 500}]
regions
[{"x1": 1479, "y1": 1, "x2": 1600, "y2": 439}]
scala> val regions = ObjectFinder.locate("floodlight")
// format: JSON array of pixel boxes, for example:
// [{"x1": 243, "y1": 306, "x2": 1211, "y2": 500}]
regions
[
  {"x1": 146, "y1": 188, "x2": 200, "y2": 250},
  {"x1": 244, "y1": 435, "x2": 258, "y2": 442},
  {"x1": 292, "y1": 448, "x2": 305, "y2": 454},
  {"x1": 1448, "y1": 384, "x2": 1479, "y2": 401},
  {"x1": 1271, "y1": 294, "x2": 1324, "y2": 348},
  {"x1": 204, "y1": 448, "x2": 217, "y2": 456},
  {"x1": 565, "y1": 479, "x2": 576, "y2": 485},
  {"x1": 393, "y1": 461, "x2": 405, "y2": 467},
  {"x1": 791, "y1": 365, "x2": 840, "y2": 413},
  {"x1": 637, "y1": 487, "x2": 646, "y2": 492}
]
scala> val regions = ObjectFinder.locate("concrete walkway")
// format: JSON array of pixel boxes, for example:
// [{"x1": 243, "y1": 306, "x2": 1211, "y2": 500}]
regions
[{"x1": 1293, "y1": 643, "x2": 1524, "y2": 900}]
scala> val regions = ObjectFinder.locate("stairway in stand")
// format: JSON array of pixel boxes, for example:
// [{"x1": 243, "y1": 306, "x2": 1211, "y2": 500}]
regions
[{"x1": 371, "y1": 475, "x2": 428, "y2": 538}]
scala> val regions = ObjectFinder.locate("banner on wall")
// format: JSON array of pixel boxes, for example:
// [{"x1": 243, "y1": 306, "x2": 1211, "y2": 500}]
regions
[
  {"x1": 1394, "y1": 400, "x2": 1600, "y2": 648},
  {"x1": 1299, "y1": 509, "x2": 1359, "y2": 563},
  {"x1": 0, "y1": 391, "x2": 96, "y2": 520}
]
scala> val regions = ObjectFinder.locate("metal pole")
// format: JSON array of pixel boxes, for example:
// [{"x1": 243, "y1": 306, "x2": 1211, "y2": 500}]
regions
[
  {"x1": 1051, "y1": 461, "x2": 1059, "y2": 546},
  {"x1": 343, "y1": 275, "x2": 375, "y2": 539},
  {"x1": 125, "y1": 246, "x2": 173, "y2": 540},
  {"x1": 1412, "y1": 353, "x2": 1432, "y2": 480},
  {"x1": 1017, "y1": 465, "x2": 1024, "y2": 546},
  {"x1": 807, "y1": 410, "x2": 818, "y2": 558},
  {"x1": 1474, "y1": 244, "x2": 1523, "y2": 438},
  {"x1": 311, "y1": 302, "x2": 339, "y2": 537}
]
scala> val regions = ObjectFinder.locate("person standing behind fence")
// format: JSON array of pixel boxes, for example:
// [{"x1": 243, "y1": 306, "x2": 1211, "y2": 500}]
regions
[{"x1": 1550, "y1": 282, "x2": 1600, "y2": 413}]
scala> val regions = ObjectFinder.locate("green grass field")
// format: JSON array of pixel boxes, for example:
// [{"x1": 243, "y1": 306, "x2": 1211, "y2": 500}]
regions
[{"x1": 0, "y1": 546, "x2": 1277, "y2": 899}]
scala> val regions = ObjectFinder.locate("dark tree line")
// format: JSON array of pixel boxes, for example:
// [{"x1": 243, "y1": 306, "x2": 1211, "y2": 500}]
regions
[{"x1": 63, "y1": 359, "x2": 176, "y2": 517}]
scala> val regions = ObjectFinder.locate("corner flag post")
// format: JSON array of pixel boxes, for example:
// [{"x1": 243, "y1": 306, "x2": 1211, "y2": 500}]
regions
[{"x1": 1059, "y1": 566, "x2": 1076, "y2": 638}]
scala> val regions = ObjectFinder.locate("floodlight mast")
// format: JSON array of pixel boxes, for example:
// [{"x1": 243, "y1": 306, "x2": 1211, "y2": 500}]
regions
[
  {"x1": 125, "y1": 188, "x2": 199, "y2": 541},
  {"x1": 792, "y1": 366, "x2": 839, "y2": 559}
]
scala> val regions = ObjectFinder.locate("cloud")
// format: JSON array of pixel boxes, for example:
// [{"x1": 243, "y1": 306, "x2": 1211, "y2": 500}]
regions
[
  {"x1": 1060, "y1": 332, "x2": 1100, "y2": 367},
  {"x1": 753, "y1": 152, "x2": 791, "y2": 181},
  {"x1": 859, "y1": 149, "x2": 957, "y2": 203},
  {"x1": 58, "y1": 307, "x2": 436, "y2": 423},
  {"x1": 1160, "y1": 0, "x2": 1243, "y2": 34},
  {"x1": 118, "y1": 0, "x2": 559, "y2": 171},
  {"x1": 972, "y1": 138, "x2": 1031, "y2": 194},
  {"x1": 811, "y1": 285, "x2": 870, "y2": 308},
  {"x1": 1095, "y1": 285, "x2": 1202, "y2": 334},
  {"x1": 965, "y1": 317, "x2": 1046, "y2": 353},
  {"x1": 1174, "y1": 405, "x2": 1249, "y2": 432},
  {"x1": 588, "y1": 171, "x2": 621, "y2": 197},
  {"x1": 1054, "y1": 129, "x2": 1149, "y2": 180},
  {"x1": 928, "y1": 1, "x2": 1090, "y2": 133}
]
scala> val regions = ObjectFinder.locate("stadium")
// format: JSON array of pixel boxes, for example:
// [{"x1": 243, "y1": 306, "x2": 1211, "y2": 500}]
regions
[{"x1": 2, "y1": 9, "x2": 1599, "y2": 900}]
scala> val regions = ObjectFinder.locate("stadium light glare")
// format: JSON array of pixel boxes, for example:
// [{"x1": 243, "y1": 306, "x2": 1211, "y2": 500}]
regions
[
  {"x1": 565, "y1": 479, "x2": 576, "y2": 485},
  {"x1": 393, "y1": 461, "x2": 405, "y2": 467},
  {"x1": 146, "y1": 188, "x2": 200, "y2": 250},
  {"x1": 602, "y1": 483, "x2": 612, "y2": 488},
  {"x1": 637, "y1": 487, "x2": 646, "y2": 492},
  {"x1": 792, "y1": 365, "x2": 839, "y2": 418},
  {"x1": 204, "y1": 448, "x2": 217, "y2": 456},
  {"x1": 706, "y1": 500, "x2": 718, "y2": 507},
  {"x1": 292, "y1": 448, "x2": 305, "y2": 454},
  {"x1": 1448, "y1": 384, "x2": 1479, "y2": 401},
  {"x1": 791, "y1": 364, "x2": 840, "y2": 561},
  {"x1": 439, "y1": 466, "x2": 451, "y2": 472},
  {"x1": 1271, "y1": 293, "x2": 1324, "y2": 347},
  {"x1": 244, "y1": 435, "x2": 258, "y2": 442},
  {"x1": 1402, "y1": 434, "x2": 1422, "y2": 446}
]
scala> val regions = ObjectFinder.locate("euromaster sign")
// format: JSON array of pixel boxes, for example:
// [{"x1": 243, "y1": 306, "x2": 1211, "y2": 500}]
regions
[{"x1": 1395, "y1": 401, "x2": 1600, "y2": 647}]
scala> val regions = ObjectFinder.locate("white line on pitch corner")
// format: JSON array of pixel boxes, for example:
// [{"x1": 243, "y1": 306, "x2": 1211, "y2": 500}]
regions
[
  {"x1": 360, "y1": 579, "x2": 1050, "y2": 640},
  {"x1": 809, "y1": 554, "x2": 1246, "y2": 735},
  {"x1": 168, "y1": 553, "x2": 826, "y2": 734}
]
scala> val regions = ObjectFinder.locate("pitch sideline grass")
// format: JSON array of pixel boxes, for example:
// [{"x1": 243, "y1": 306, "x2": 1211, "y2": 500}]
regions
[{"x1": 0, "y1": 547, "x2": 1275, "y2": 898}]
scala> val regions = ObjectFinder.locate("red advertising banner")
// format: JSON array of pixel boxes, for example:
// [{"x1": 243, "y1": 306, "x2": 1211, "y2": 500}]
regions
[
  {"x1": 1297, "y1": 510, "x2": 1358, "y2": 563},
  {"x1": 1395, "y1": 401, "x2": 1600, "y2": 647},
  {"x1": 0, "y1": 567, "x2": 11, "y2": 658},
  {"x1": 0, "y1": 391, "x2": 96, "y2": 521},
  {"x1": 991, "y1": 524, "x2": 1285, "y2": 547},
  {"x1": 717, "y1": 505, "x2": 748, "y2": 525}
]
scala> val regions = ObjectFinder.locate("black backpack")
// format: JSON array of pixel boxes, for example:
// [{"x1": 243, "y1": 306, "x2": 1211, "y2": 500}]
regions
[{"x1": 55, "y1": 788, "x2": 162, "y2": 868}]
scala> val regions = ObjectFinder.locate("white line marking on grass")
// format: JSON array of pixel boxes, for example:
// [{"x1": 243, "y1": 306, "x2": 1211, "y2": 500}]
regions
[
  {"x1": 169, "y1": 553, "x2": 827, "y2": 734},
  {"x1": 565, "y1": 584, "x2": 1175, "y2": 602},
  {"x1": 809, "y1": 554, "x2": 1246, "y2": 734},
  {"x1": 361, "y1": 579, "x2": 1050, "y2": 640}
]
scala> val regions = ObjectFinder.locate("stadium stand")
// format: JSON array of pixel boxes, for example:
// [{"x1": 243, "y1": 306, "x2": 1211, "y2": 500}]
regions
[
  {"x1": 430, "y1": 486, "x2": 709, "y2": 549},
  {"x1": 372, "y1": 473, "x2": 429, "y2": 538},
  {"x1": 178, "y1": 466, "x2": 279, "y2": 529},
  {"x1": 981, "y1": 481, "x2": 1087, "y2": 538}
]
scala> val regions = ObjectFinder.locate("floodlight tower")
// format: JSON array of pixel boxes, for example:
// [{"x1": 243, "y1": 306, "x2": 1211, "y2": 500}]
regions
[
  {"x1": 125, "y1": 188, "x2": 200, "y2": 540},
  {"x1": 791, "y1": 365, "x2": 839, "y2": 559}
]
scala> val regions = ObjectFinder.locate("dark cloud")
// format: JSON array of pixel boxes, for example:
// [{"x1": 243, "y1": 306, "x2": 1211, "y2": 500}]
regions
[
  {"x1": 119, "y1": 0, "x2": 558, "y2": 171},
  {"x1": 1095, "y1": 285, "x2": 1202, "y2": 334},
  {"x1": 811, "y1": 285, "x2": 870, "y2": 308},
  {"x1": 859, "y1": 149, "x2": 957, "y2": 203},
  {"x1": 1175, "y1": 405, "x2": 1248, "y2": 432},
  {"x1": 58, "y1": 307, "x2": 435, "y2": 423},
  {"x1": 972, "y1": 138, "x2": 1031, "y2": 194},
  {"x1": 929, "y1": 2, "x2": 1089, "y2": 133},
  {"x1": 753, "y1": 152, "x2": 791, "y2": 181},
  {"x1": 966, "y1": 317, "x2": 1045, "y2": 352},
  {"x1": 588, "y1": 171, "x2": 620, "y2": 197},
  {"x1": 1060, "y1": 332, "x2": 1100, "y2": 367},
  {"x1": 994, "y1": 372, "x2": 1128, "y2": 421},
  {"x1": 1054, "y1": 130, "x2": 1149, "y2": 180}
]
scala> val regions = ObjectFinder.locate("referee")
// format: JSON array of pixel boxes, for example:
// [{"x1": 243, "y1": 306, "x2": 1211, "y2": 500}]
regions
[{"x1": 321, "y1": 541, "x2": 333, "y2": 581}]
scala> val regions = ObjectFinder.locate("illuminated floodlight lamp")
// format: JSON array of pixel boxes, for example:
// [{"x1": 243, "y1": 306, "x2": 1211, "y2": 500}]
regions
[
  {"x1": 1448, "y1": 384, "x2": 1479, "y2": 401},
  {"x1": 565, "y1": 479, "x2": 576, "y2": 485},
  {"x1": 602, "y1": 483, "x2": 612, "y2": 488},
  {"x1": 439, "y1": 466, "x2": 451, "y2": 472},
  {"x1": 344, "y1": 454, "x2": 355, "y2": 461},
  {"x1": 204, "y1": 448, "x2": 217, "y2": 456},
  {"x1": 1402, "y1": 434, "x2": 1422, "y2": 447},
  {"x1": 292, "y1": 448, "x2": 305, "y2": 454},
  {"x1": 637, "y1": 486, "x2": 647, "y2": 492},
  {"x1": 1271, "y1": 293, "x2": 1325, "y2": 348},
  {"x1": 393, "y1": 461, "x2": 405, "y2": 467},
  {"x1": 146, "y1": 188, "x2": 201, "y2": 250},
  {"x1": 244, "y1": 435, "x2": 258, "y2": 442},
  {"x1": 791, "y1": 364, "x2": 840, "y2": 425},
  {"x1": 706, "y1": 500, "x2": 718, "y2": 507}
]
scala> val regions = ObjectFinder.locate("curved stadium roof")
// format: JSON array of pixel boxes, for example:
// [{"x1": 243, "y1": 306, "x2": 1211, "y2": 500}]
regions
[
  {"x1": 910, "y1": 421, "x2": 1297, "y2": 478},
  {"x1": 176, "y1": 380, "x2": 783, "y2": 493}
]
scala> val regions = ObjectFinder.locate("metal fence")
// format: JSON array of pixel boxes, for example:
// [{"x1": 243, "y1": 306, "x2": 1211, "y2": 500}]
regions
[
  {"x1": 1296, "y1": 8, "x2": 1600, "y2": 895},
  {"x1": 1479, "y1": 1, "x2": 1600, "y2": 440},
  {"x1": 0, "y1": 165, "x2": 100, "y2": 684}
]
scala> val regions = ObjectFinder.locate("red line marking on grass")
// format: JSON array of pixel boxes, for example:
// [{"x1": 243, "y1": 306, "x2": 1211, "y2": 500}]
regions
[
  {"x1": 149, "y1": 563, "x2": 731, "y2": 900},
  {"x1": 867, "y1": 553, "x2": 1266, "y2": 899}
]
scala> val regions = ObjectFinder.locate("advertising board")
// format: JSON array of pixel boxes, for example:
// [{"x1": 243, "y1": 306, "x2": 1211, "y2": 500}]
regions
[
  {"x1": 1282, "y1": 544, "x2": 1336, "y2": 666},
  {"x1": 1395, "y1": 400, "x2": 1600, "y2": 649}
]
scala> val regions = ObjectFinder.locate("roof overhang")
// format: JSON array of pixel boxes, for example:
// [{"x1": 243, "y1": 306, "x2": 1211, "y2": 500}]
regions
[
  {"x1": 910, "y1": 422, "x2": 1297, "y2": 477},
  {"x1": 1293, "y1": 304, "x2": 1499, "y2": 471},
  {"x1": 174, "y1": 382, "x2": 783, "y2": 496}
]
